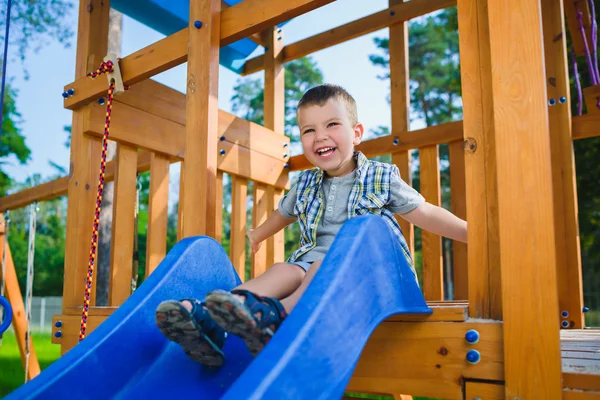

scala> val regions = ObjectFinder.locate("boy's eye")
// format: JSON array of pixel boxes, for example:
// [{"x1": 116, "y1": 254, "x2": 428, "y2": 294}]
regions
[
  {"x1": 327, "y1": 122, "x2": 339, "y2": 128},
  {"x1": 303, "y1": 128, "x2": 314, "y2": 134}
]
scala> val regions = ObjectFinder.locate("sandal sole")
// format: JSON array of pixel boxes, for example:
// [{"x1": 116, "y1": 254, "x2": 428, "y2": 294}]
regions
[
  {"x1": 155, "y1": 300, "x2": 224, "y2": 367},
  {"x1": 204, "y1": 290, "x2": 271, "y2": 357}
]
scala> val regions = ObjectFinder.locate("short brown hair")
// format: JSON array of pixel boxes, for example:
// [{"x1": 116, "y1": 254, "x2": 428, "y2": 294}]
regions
[{"x1": 297, "y1": 84, "x2": 358, "y2": 125}]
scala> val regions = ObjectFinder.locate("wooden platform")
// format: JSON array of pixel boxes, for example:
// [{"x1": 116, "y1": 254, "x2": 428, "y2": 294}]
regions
[{"x1": 562, "y1": 329, "x2": 600, "y2": 399}]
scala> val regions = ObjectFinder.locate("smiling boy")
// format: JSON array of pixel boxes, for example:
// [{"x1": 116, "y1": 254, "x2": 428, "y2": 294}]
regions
[{"x1": 155, "y1": 84, "x2": 467, "y2": 367}]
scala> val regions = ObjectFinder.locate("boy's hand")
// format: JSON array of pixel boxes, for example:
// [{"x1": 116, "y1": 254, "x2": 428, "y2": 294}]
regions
[{"x1": 246, "y1": 229, "x2": 261, "y2": 254}]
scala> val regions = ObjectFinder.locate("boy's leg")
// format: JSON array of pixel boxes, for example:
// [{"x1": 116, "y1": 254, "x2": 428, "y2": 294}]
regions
[
  {"x1": 233, "y1": 262, "x2": 306, "y2": 299},
  {"x1": 280, "y1": 259, "x2": 323, "y2": 313}
]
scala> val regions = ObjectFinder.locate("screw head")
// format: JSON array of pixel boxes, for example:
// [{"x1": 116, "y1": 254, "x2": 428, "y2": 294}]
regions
[
  {"x1": 284, "y1": 164, "x2": 289, "y2": 169},
  {"x1": 55, "y1": 320, "x2": 63, "y2": 328},
  {"x1": 219, "y1": 149, "x2": 226, "y2": 156},
  {"x1": 559, "y1": 96, "x2": 567, "y2": 104},
  {"x1": 465, "y1": 329, "x2": 480, "y2": 344},
  {"x1": 561, "y1": 320, "x2": 569, "y2": 328},
  {"x1": 561, "y1": 310, "x2": 569, "y2": 318},
  {"x1": 548, "y1": 98, "x2": 556, "y2": 106},
  {"x1": 68, "y1": 88, "x2": 75, "y2": 96},
  {"x1": 220, "y1": 135, "x2": 226, "y2": 141},
  {"x1": 466, "y1": 350, "x2": 481, "y2": 364},
  {"x1": 194, "y1": 20, "x2": 203, "y2": 29},
  {"x1": 393, "y1": 138, "x2": 399, "y2": 145},
  {"x1": 390, "y1": 10, "x2": 396, "y2": 16},
  {"x1": 62, "y1": 92, "x2": 69, "y2": 99},
  {"x1": 54, "y1": 331, "x2": 63, "y2": 338},
  {"x1": 98, "y1": 98, "x2": 105, "y2": 105},
  {"x1": 583, "y1": 306, "x2": 590, "y2": 313}
]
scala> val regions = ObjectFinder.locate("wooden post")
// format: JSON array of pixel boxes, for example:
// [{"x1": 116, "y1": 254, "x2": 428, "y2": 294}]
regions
[
  {"x1": 541, "y1": 0, "x2": 584, "y2": 328},
  {"x1": 146, "y1": 153, "x2": 170, "y2": 277},
  {"x1": 389, "y1": 0, "x2": 415, "y2": 263},
  {"x1": 182, "y1": 0, "x2": 221, "y2": 238},
  {"x1": 263, "y1": 26, "x2": 286, "y2": 267},
  {"x1": 456, "y1": 0, "x2": 502, "y2": 319},
  {"x1": 0, "y1": 218, "x2": 41, "y2": 379},
  {"x1": 251, "y1": 185, "x2": 268, "y2": 277},
  {"x1": 231, "y1": 177, "x2": 248, "y2": 281},
  {"x1": 108, "y1": 144, "x2": 138, "y2": 305},
  {"x1": 62, "y1": 0, "x2": 110, "y2": 331},
  {"x1": 486, "y1": 0, "x2": 563, "y2": 396},
  {"x1": 449, "y1": 140, "x2": 467, "y2": 299},
  {"x1": 215, "y1": 171, "x2": 224, "y2": 243}
]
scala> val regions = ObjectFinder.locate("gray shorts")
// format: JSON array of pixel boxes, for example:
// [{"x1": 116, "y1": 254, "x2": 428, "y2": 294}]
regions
[{"x1": 289, "y1": 261, "x2": 313, "y2": 272}]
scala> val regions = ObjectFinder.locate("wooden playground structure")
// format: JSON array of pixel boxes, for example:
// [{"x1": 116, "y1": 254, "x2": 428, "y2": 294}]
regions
[{"x1": 1, "y1": 0, "x2": 600, "y2": 398}]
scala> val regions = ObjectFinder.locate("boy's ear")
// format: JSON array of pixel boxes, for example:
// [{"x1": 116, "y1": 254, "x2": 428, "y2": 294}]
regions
[{"x1": 353, "y1": 123, "x2": 364, "y2": 145}]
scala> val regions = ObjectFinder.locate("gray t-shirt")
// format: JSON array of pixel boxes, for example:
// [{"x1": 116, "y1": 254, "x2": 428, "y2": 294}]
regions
[{"x1": 278, "y1": 167, "x2": 424, "y2": 262}]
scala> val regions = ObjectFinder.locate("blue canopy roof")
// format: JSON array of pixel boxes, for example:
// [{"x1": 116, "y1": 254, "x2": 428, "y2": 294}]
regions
[{"x1": 111, "y1": 0, "x2": 265, "y2": 74}]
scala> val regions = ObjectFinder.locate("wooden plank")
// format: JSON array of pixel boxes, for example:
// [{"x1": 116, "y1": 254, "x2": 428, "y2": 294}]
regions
[
  {"x1": 347, "y1": 321, "x2": 504, "y2": 400},
  {"x1": 419, "y1": 146, "x2": 443, "y2": 301},
  {"x1": 563, "y1": 373, "x2": 600, "y2": 391},
  {"x1": 51, "y1": 314, "x2": 106, "y2": 351},
  {"x1": 0, "y1": 235, "x2": 41, "y2": 379},
  {"x1": 385, "y1": 304, "x2": 467, "y2": 322},
  {"x1": 219, "y1": 1, "x2": 267, "y2": 47},
  {"x1": 563, "y1": 390, "x2": 600, "y2": 400},
  {"x1": 449, "y1": 140, "x2": 468, "y2": 299},
  {"x1": 108, "y1": 144, "x2": 138, "y2": 306},
  {"x1": 389, "y1": 0, "x2": 414, "y2": 264},
  {"x1": 583, "y1": 84, "x2": 600, "y2": 114},
  {"x1": 464, "y1": 381, "x2": 505, "y2": 399},
  {"x1": 215, "y1": 171, "x2": 224, "y2": 243},
  {"x1": 243, "y1": 0, "x2": 456, "y2": 75},
  {"x1": 573, "y1": 114, "x2": 600, "y2": 140},
  {"x1": 64, "y1": 0, "x2": 333, "y2": 110},
  {"x1": 64, "y1": 306, "x2": 117, "y2": 317},
  {"x1": 219, "y1": 0, "x2": 334, "y2": 47},
  {"x1": 181, "y1": 0, "x2": 221, "y2": 239},
  {"x1": 289, "y1": 121, "x2": 463, "y2": 171},
  {"x1": 486, "y1": 0, "x2": 563, "y2": 396},
  {"x1": 263, "y1": 26, "x2": 286, "y2": 267},
  {"x1": 456, "y1": 0, "x2": 502, "y2": 320},
  {"x1": 146, "y1": 153, "x2": 170, "y2": 277},
  {"x1": 230, "y1": 177, "x2": 248, "y2": 281},
  {"x1": 177, "y1": 161, "x2": 185, "y2": 241},
  {"x1": 542, "y1": 0, "x2": 585, "y2": 329},
  {"x1": 251, "y1": 184, "x2": 269, "y2": 277},
  {"x1": 0, "y1": 152, "x2": 152, "y2": 213},
  {"x1": 62, "y1": 0, "x2": 110, "y2": 345}
]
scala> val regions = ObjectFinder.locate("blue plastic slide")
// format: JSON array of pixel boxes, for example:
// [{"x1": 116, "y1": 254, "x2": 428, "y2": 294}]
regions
[{"x1": 5, "y1": 215, "x2": 430, "y2": 399}]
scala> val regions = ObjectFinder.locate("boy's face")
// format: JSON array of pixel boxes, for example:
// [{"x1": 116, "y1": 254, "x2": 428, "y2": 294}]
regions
[{"x1": 297, "y1": 98, "x2": 363, "y2": 177}]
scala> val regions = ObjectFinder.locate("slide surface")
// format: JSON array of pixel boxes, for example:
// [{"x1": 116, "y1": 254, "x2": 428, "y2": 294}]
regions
[{"x1": 6, "y1": 215, "x2": 430, "y2": 399}]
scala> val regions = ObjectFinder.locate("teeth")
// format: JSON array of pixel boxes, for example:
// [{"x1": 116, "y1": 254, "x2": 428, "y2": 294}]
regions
[{"x1": 317, "y1": 147, "x2": 334, "y2": 154}]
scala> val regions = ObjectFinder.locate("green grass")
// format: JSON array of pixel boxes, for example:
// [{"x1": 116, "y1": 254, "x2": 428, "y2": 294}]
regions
[{"x1": 0, "y1": 331, "x2": 61, "y2": 397}]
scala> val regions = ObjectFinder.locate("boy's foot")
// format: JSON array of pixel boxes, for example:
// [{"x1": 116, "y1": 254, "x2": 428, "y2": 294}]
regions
[
  {"x1": 204, "y1": 289, "x2": 287, "y2": 357},
  {"x1": 155, "y1": 298, "x2": 226, "y2": 367}
]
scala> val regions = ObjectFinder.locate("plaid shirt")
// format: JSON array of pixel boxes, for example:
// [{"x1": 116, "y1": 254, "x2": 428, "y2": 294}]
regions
[{"x1": 288, "y1": 151, "x2": 416, "y2": 277}]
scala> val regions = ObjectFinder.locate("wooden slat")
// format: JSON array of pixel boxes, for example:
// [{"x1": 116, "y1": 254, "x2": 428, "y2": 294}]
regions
[
  {"x1": 542, "y1": 0, "x2": 585, "y2": 329},
  {"x1": 215, "y1": 171, "x2": 224, "y2": 243},
  {"x1": 64, "y1": 306, "x2": 117, "y2": 316},
  {"x1": 563, "y1": 372, "x2": 600, "y2": 391},
  {"x1": 64, "y1": 0, "x2": 333, "y2": 110},
  {"x1": 146, "y1": 153, "x2": 169, "y2": 277},
  {"x1": 181, "y1": 0, "x2": 221, "y2": 239},
  {"x1": 219, "y1": 1, "x2": 267, "y2": 47},
  {"x1": 386, "y1": 304, "x2": 467, "y2": 322},
  {"x1": 0, "y1": 233, "x2": 41, "y2": 379},
  {"x1": 456, "y1": 0, "x2": 502, "y2": 320},
  {"x1": 573, "y1": 114, "x2": 600, "y2": 140},
  {"x1": 563, "y1": 389, "x2": 600, "y2": 400},
  {"x1": 108, "y1": 144, "x2": 138, "y2": 306},
  {"x1": 289, "y1": 121, "x2": 463, "y2": 171},
  {"x1": 419, "y1": 146, "x2": 443, "y2": 300},
  {"x1": 230, "y1": 177, "x2": 248, "y2": 281},
  {"x1": 464, "y1": 382, "x2": 505, "y2": 399},
  {"x1": 486, "y1": 0, "x2": 563, "y2": 396},
  {"x1": 243, "y1": 0, "x2": 456, "y2": 75},
  {"x1": 347, "y1": 321, "x2": 504, "y2": 400},
  {"x1": 177, "y1": 161, "x2": 185, "y2": 241},
  {"x1": 389, "y1": 0, "x2": 414, "y2": 264},
  {"x1": 449, "y1": 140, "x2": 468, "y2": 299},
  {"x1": 62, "y1": 0, "x2": 110, "y2": 330},
  {"x1": 0, "y1": 152, "x2": 151, "y2": 213},
  {"x1": 263, "y1": 26, "x2": 286, "y2": 267},
  {"x1": 251, "y1": 184, "x2": 269, "y2": 277},
  {"x1": 583, "y1": 84, "x2": 600, "y2": 115},
  {"x1": 51, "y1": 314, "x2": 106, "y2": 351}
]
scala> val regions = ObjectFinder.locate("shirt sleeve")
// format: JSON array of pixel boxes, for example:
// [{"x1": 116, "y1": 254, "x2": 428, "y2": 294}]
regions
[
  {"x1": 386, "y1": 166, "x2": 425, "y2": 214},
  {"x1": 278, "y1": 183, "x2": 298, "y2": 219}
]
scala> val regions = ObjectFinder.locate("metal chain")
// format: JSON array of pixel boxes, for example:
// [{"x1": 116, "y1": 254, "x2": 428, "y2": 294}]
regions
[{"x1": 24, "y1": 202, "x2": 37, "y2": 382}]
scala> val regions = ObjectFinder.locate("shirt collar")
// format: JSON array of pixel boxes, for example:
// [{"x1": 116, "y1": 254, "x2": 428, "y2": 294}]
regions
[{"x1": 313, "y1": 150, "x2": 369, "y2": 184}]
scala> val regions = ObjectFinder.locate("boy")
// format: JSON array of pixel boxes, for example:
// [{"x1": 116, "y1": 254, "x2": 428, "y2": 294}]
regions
[{"x1": 155, "y1": 84, "x2": 467, "y2": 368}]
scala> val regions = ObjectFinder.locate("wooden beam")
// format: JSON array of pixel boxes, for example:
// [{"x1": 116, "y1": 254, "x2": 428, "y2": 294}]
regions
[
  {"x1": 563, "y1": 0, "x2": 593, "y2": 57},
  {"x1": 146, "y1": 153, "x2": 170, "y2": 277},
  {"x1": 449, "y1": 140, "x2": 468, "y2": 300},
  {"x1": 251, "y1": 184, "x2": 269, "y2": 277},
  {"x1": 0, "y1": 230, "x2": 41, "y2": 379},
  {"x1": 456, "y1": 0, "x2": 502, "y2": 320},
  {"x1": 386, "y1": 304, "x2": 467, "y2": 322},
  {"x1": 243, "y1": 0, "x2": 456, "y2": 75},
  {"x1": 419, "y1": 146, "x2": 444, "y2": 300},
  {"x1": 0, "y1": 152, "x2": 152, "y2": 213},
  {"x1": 63, "y1": 0, "x2": 333, "y2": 110},
  {"x1": 230, "y1": 177, "x2": 248, "y2": 281},
  {"x1": 263, "y1": 26, "x2": 286, "y2": 267},
  {"x1": 542, "y1": 0, "x2": 584, "y2": 329},
  {"x1": 389, "y1": 0, "x2": 415, "y2": 267},
  {"x1": 108, "y1": 144, "x2": 138, "y2": 306},
  {"x1": 573, "y1": 114, "x2": 600, "y2": 140},
  {"x1": 486, "y1": 0, "x2": 563, "y2": 396},
  {"x1": 215, "y1": 171, "x2": 224, "y2": 243},
  {"x1": 347, "y1": 321, "x2": 504, "y2": 400},
  {"x1": 289, "y1": 121, "x2": 463, "y2": 171},
  {"x1": 464, "y1": 382, "x2": 505, "y2": 399},
  {"x1": 62, "y1": 0, "x2": 110, "y2": 340},
  {"x1": 220, "y1": 1, "x2": 267, "y2": 47}
]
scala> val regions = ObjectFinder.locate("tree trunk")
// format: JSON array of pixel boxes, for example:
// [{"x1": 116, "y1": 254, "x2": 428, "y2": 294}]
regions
[{"x1": 96, "y1": 9, "x2": 122, "y2": 306}]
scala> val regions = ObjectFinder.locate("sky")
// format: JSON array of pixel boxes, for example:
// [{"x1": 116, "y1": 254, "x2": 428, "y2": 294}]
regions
[{"x1": 3, "y1": 0, "x2": 427, "y2": 189}]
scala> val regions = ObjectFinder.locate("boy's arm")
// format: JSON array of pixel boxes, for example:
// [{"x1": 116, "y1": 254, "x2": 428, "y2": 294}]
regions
[
  {"x1": 247, "y1": 209, "x2": 296, "y2": 253},
  {"x1": 400, "y1": 202, "x2": 467, "y2": 243}
]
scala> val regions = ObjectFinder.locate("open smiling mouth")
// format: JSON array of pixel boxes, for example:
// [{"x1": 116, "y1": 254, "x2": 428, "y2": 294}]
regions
[{"x1": 316, "y1": 147, "x2": 337, "y2": 158}]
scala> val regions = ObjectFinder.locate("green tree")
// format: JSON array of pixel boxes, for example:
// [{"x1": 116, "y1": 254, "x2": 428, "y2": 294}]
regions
[{"x1": 1, "y1": 85, "x2": 30, "y2": 195}]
